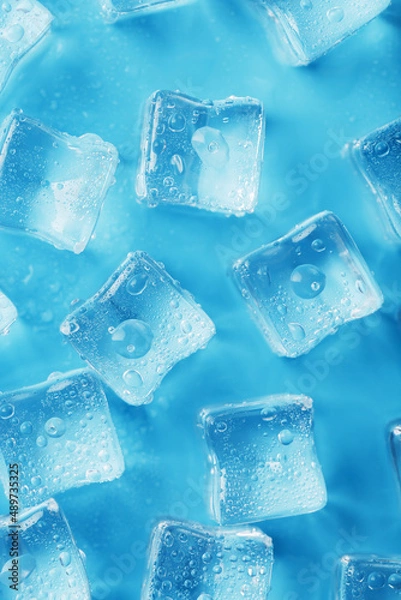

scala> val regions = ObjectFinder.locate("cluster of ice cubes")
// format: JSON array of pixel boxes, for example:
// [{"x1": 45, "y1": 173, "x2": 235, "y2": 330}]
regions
[{"x1": 0, "y1": 0, "x2": 400, "y2": 598}]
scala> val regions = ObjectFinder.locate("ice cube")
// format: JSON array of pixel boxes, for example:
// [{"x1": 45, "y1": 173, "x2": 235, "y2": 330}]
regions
[
  {"x1": 142, "y1": 520, "x2": 273, "y2": 600},
  {"x1": 100, "y1": 0, "x2": 196, "y2": 21},
  {"x1": 0, "y1": 290, "x2": 17, "y2": 334},
  {"x1": 352, "y1": 118, "x2": 401, "y2": 242},
  {"x1": 233, "y1": 211, "x2": 383, "y2": 358},
  {"x1": 0, "y1": 110, "x2": 119, "y2": 253},
  {"x1": 0, "y1": 499, "x2": 90, "y2": 599},
  {"x1": 0, "y1": 369, "x2": 124, "y2": 508},
  {"x1": 60, "y1": 251, "x2": 215, "y2": 405},
  {"x1": 0, "y1": 0, "x2": 53, "y2": 93},
  {"x1": 336, "y1": 555, "x2": 401, "y2": 600},
  {"x1": 247, "y1": 0, "x2": 390, "y2": 66},
  {"x1": 137, "y1": 91, "x2": 264, "y2": 216},
  {"x1": 199, "y1": 395, "x2": 327, "y2": 525}
]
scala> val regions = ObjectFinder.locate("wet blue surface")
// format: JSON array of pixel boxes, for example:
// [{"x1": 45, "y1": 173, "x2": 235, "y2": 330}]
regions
[{"x1": 1, "y1": 1, "x2": 401, "y2": 599}]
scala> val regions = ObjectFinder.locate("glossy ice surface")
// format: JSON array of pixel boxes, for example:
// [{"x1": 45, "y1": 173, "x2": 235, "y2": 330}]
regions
[
  {"x1": 0, "y1": 110, "x2": 118, "y2": 253},
  {"x1": 137, "y1": 91, "x2": 264, "y2": 215},
  {"x1": 142, "y1": 520, "x2": 273, "y2": 600},
  {"x1": 100, "y1": 0, "x2": 195, "y2": 21},
  {"x1": 0, "y1": 290, "x2": 16, "y2": 334},
  {"x1": 0, "y1": 499, "x2": 90, "y2": 600},
  {"x1": 336, "y1": 555, "x2": 401, "y2": 600},
  {"x1": 233, "y1": 211, "x2": 383, "y2": 358},
  {"x1": 61, "y1": 252, "x2": 215, "y2": 404},
  {"x1": 0, "y1": 369, "x2": 124, "y2": 508},
  {"x1": 199, "y1": 395, "x2": 326, "y2": 525},
  {"x1": 247, "y1": 0, "x2": 390, "y2": 66},
  {"x1": 0, "y1": 0, "x2": 53, "y2": 93},
  {"x1": 352, "y1": 118, "x2": 401, "y2": 241}
]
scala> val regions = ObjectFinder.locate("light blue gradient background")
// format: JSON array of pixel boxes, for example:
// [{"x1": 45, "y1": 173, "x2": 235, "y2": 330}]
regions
[{"x1": 0, "y1": 1, "x2": 401, "y2": 598}]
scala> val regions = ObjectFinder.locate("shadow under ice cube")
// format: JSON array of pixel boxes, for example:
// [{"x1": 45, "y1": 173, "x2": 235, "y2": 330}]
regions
[
  {"x1": 352, "y1": 118, "x2": 401, "y2": 242},
  {"x1": 0, "y1": 290, "x2": 17, "y2": 334},
  {"x1": 61, "y1": 251, "x2": 215, "y2": 405},
  {"x1": 199, "y1": 395, "x2": 327, "y2": 525},
  {"x1": 142, "y1": 520, "x2": 273, "y2": 600},
  {"x1": 0, "y1": 110, "x2": 118, "y2": 253},
  {"x1": 233, "y1": 211, "x2": 383, "y2": 358},
  {"x1": 137, "y1": 91, "x2": 264, "y2": 216},
  {"x1": 0, "y1": 370, "x2": 124, "y2": 508},
  {"x1": 100, "y1": 0, "x2": 196, "y2": 21},
  {"x1": 336, "y1": 555, "x2": 401, "y2": 600},
  {"x1": 247, "y1": 0, "x2": 390, "y2": 66},
  {"x1": 0, "y1": 499, "x2": 90, "y2": 599},
  {"x1": 0, "y1": 0, "x2": 53, "y2": 93}
]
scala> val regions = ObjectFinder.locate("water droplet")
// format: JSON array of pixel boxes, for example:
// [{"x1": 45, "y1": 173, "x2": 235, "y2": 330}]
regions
[
  {"x1": 20, "y1": 421, "x2": 33, "y2": 435},
  {"x1": 215, "y1": 421, "x2": 227, "y2": 433},
  {"x1": 111, "y1": 319, "x2": 153, "y2": 359},
  {"x1": 300, "y1": 0, "x2": 312, "y2": 7},
  {"x1": 388, "y1": 573, "x2": 401, "y2": 589},
  {"x1": 368, "y1": 572, "x2": 385, "y2": 590},
  {"x1": 123, "y1": 369, "x2": 144, "y2": 388},
  {"x1": 261, "y1": 407, "x2": 277, "y2": 421},
  {"x1": 327, "y1": 7, "x2": 344, "y2": 22},
  {"x1": 197, "y1": 594, "x2": 213, "y2": 600},
  {"x1": 36, "y1": 435, "x2": 47, "y2": 448},
  {"x1": 356, "y1": 279, "x2": 366, "y2": 294},
  {"x1": 278, "y1": 429, "x2": 294, "y2": 445},
  {"x1": 168, "y1": 113, "x2": 186, "y2": 132},
  {"x1": 288, "y1": 323, "x2": 306, "y2": 341},
  {"x1": 180, "y1": 320, "x2": 192, "y2": 334},
  {"x1": 31, "y1": 475, "x2": 42, "y2": 487},
  {"x1": 192, "y1": 126, "x2": 229, "y2": 168},
  {"x1": 3, "y1": 24, "x2": 24, "y2": 43},
  {"x1": 126, "y1": 272, "x2": 148, "y2": 295},
  {"x1": 86, "y1": 469, "x2": 101, "y2": 482},
  {"x1": 0, "y1": 403, "x2": 14, "y2": 419},
  {"x1": 311, "y1": 239, "x2": 326, "y2": 253},
  {"x1": 290, "y1": 264, "x2": 326, "y2": 299},
  {"x1": 171, "y1": 154, "x2": 185, "y2": 175},
  {"x1": 59, "y1": 552, "x2": 71, "y2": 567},
  {"x1": 45, "y1": 417, "x2": 66, "y2": 438},
  {"x1": 375, "y1": 141, "x2": 390, "y2": 157}
]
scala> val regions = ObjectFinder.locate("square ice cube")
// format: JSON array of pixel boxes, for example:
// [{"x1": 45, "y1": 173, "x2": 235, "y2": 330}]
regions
[
  {"x1": 0, "y1": 369, "x2": 124, "y2": 508},
  {"x1": 352, "y1": 118, "x2": 401, "y2": 241},
  {"x1": 0, "y1": 110, "x2": 119, "y2": 253},
  {"x1": 100, "y1": 0, "x2": 196, "y2": 21},
  {"x1": 137, "y1": 91, "x2": 265, "y2": 216},
  {"x1": 61, "y1": 252, "x2": 215, "y2": 405},
  {"x1": 336, "y1": 555, "x2": 401, "y2": 600},
  {"x1": 0, "y1": 291, "x2": 17, "y2": 334},
  {"x1": 143, "y1": 520, "x2": 273, "y2": 600},
  {"x1": 199, "y1": 395, "x2": 327, "y2": 525},
  {"x1": 0, "y1": 1, "x2": 53, "y2": 93},
  {"x1": 0, "y1": 499, "x2": 90, "y2": 599},
  {"x1": 233, "y1": 211, "x2": 383, "y2": 358},
  {"x1": 248, "y1": 0, "x2": 390, "y2": 66}
]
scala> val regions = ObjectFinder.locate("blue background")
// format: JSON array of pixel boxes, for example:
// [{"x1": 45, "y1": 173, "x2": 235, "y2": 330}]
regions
[{"x1": 0, "y1": 1, "x2": 401, "y2": 598}]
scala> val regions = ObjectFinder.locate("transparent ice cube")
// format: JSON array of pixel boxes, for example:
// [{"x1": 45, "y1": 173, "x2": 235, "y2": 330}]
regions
[
  {"x1": 0, "y1": 0, "x2": 53, "y2": 93},
  {"x1": 0, "y1": 499, "x2": 90, "y2": 599},
  {"x1": 247, "y1": 0, "x2": 390, "y2": 66},
  {"x1": 100, "y1": 0, "x2": 196, "y2": 21},
  {"x1": 0, "y1": 369, "x2": 124, "y2": 508},
  {"x1": 336, "y1": 555, "x2": 401, "y2": 600},
  {"x1": 233, "y1": 211, "x2": 383, "y2": 358},
  {"x1": 0, "y1": 110, "x2": 119, "y2": 253},
  {"x1": 142, "y1": 520, "x2": 273, "y2": 600},
  {"x1": 137, "y1": 91, "x2": 265, "y2": 216},
  {"x1": 0, "y1": 290, "x2": 17, "y2": 334},
  {"x1": 61, "y1": 252, "x2": 215, "y2": 405},
  {"x1": 199, "y1": 395, "x2": 327, "y2": 525}
]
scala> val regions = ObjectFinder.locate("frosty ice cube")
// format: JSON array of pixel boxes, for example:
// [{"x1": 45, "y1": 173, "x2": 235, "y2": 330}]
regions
[
  {"x1": 336, "y1": 555, "x2": 401, "y2": 600},
  {"x1": 0, "y1": 110, "x2": 119, "y2": 253},
  {"x1": 0, "y1": 291, "x2": 17, "y2": 334},
  {"x1": 142, "y1": 520, "x2": 273, "y2": 600},
  {"x1": 0, "y1": 1, "x2": 53, "y2": 93},
  {"x1": 61, "y1": 252, "x2": 215, "y2": 405},
  {"x1": 247, "y1": 0, "x2": 390, "y2": 66},
  {"x1": 199, "y1": 395, "x2": 327, "y2": 525},
  {"x1": 233, "y1": 211, "x2": 383, "y2": 358},
  {"x1": 352, "y1": 118, "x2": 401, "y2": 241},
  {"x1": 0, "y1": 369, "x2": 124, "y2": 508},
  {"x1": 137, "y1": 91, "x2": 264, "y2": 216},
  {"x1": 0, "y1": 499, "x2": 90, "y2": 599},
  {"x1": 100, "y1": 0, "x2": 196, "y2": 21}
]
